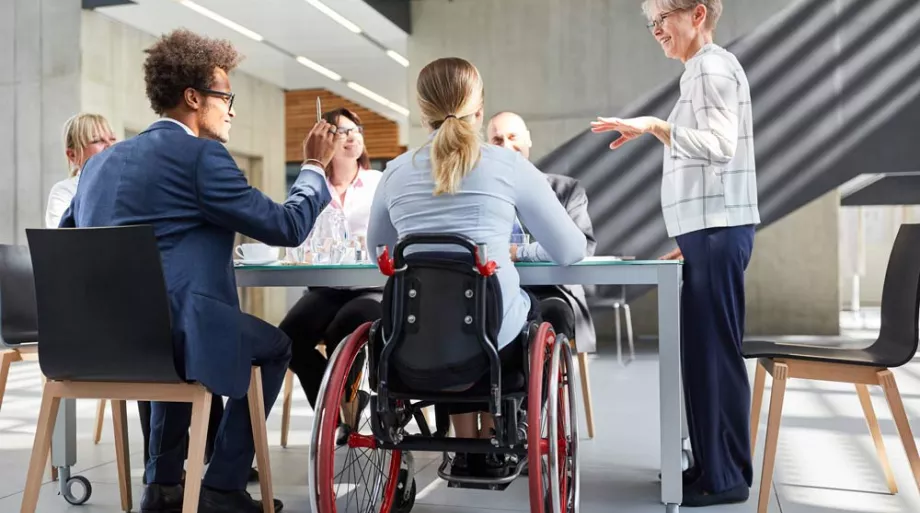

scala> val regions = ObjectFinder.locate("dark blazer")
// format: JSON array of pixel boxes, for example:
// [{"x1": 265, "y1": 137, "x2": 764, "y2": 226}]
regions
[
  {"x1": 61, "y1": 120, "x2": 330, "y2": 398},
  {"x1": 534, "y1": 173, "x2": 598, "y2": 352}
]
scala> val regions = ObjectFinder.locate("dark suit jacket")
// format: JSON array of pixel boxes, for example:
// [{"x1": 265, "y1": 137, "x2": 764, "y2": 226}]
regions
[
  {"x1": 61, "y1": 120, "x2": 330, "y2": 398},
  {"x1": 529, "y1": 173, "x2": 598, "y2": 352}
]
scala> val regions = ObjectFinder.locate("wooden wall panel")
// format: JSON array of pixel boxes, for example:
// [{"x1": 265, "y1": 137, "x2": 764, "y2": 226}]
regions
[{"x1": 286, "y1": 89, "x2": 404, "y2": 163}]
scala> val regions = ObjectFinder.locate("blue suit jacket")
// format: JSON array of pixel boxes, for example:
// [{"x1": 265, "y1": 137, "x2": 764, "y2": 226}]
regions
[{"x1": 61, "y1": 120, "x2": 331, "y2": 398}]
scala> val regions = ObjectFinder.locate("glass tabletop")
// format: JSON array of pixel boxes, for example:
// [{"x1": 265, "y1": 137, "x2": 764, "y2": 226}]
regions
[{"x1": 235, "y1": 256, "x2": 681, "y2": 270}]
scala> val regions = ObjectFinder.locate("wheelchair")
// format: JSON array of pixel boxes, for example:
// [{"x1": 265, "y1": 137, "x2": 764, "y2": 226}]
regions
[{"x1": 308, "y1": 234, "x2": 579, "y2": 513}]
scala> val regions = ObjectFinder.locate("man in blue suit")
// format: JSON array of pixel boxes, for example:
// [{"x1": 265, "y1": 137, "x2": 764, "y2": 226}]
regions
[{"x1": 61, "y1": 29, "x2": 339, "y2": 513}]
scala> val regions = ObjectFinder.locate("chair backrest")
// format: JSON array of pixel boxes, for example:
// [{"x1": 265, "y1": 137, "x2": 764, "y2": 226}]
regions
[
  {"x1": 378, "y1": 233, "x2": 503, "y2": 392},
  {"x1": 25, "y1": 226, "x2": 183, "y2": 383},
  {"x1": 873, "y1": 223, "x2": 920, "y2": 367},
  {"x1": 0, "y1": 245, "x2": 39, "y2": 346}
]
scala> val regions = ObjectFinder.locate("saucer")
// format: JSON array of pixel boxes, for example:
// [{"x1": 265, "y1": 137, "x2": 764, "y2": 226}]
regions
[{"x1": 235, "y1": 258, "x2": 279, "y2": 266}]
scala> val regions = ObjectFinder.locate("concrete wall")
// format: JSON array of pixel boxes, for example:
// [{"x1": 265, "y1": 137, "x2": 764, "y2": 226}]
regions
[
  {"x1": 0, "y1": 0, "x2": 83, "y2": 245},
  {"x1": 839, "y1": 205, "x2": 920, "y2": 309},
  {"x1": 408, "y1": 0, "x2": 841, "y2": 338}
]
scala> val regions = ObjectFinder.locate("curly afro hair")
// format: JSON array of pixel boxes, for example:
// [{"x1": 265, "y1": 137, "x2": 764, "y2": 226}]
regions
[{"x1": 143, "y1": 29, "x2": 242, "y2": 116}]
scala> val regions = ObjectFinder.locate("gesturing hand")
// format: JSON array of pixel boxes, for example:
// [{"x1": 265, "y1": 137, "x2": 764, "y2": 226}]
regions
[
  {"x1": 590, "y1": 116, "x2": 664, "y2": 149},
  {"x1": 303, "y1": 121, "x2": 346, "y2": 168}
]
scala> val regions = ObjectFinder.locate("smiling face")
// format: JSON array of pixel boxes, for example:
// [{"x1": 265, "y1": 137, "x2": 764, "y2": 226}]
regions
[
  {"x1": 198, "y1": 67, "x2": 235, "y2": 143},
  {"x1": 335, "y1": 115, "x2": 365, "y2": 161},
  {"x1": 487, "y1": 112, "x2": 532, "y2": 160},
  {"x1": 647, "y1": 2, "x2": 710, "y2": 62}
]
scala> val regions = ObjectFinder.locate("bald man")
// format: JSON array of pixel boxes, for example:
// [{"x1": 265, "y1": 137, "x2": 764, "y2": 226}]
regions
[{"x1": 487, "y1": 112, "x2": 598, "y2": 354}]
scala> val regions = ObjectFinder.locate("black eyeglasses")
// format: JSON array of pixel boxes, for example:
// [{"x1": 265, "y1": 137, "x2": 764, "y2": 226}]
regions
[
  {"x1": 196, "y1": 88, "x2": 235, "y2": 111},
  {"x1": 334, "y1": 126, "x2": 364, "y2": 136},
  {"x1": 646, "y1": 8, "x2": 684, "y2": 31}
]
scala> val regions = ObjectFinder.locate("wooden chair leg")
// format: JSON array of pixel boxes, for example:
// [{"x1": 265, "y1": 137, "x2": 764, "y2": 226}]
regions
[
  {"x1": 0, "y1": 350, "x2": 17, "y2": 411},
  {"x1": 750, "y1": 361, "x2": 766, "y2": 458},
  {"x1": 855, "y1": 383, "x2": 898, "y2": 494},
  {"x1": 37, "y1": 374, "x2": 58, "y2": 482},
  {"x1": 248, "y1": 367, "x2": 275, "y2": 513},
  {"x1": 94, "y1": 399, "x2": 107, "y2": 444},
  {"x1": 757, "y1": 362, "x2": 788, "y2": 513},
  {"x1": 878, "y1": 370, "x2": 920, "y2": 493},
  {"x1": 577, "y1": 352, "x2": 595, "y2": 439},
  {"x1": 111, "y1": 400, "x2": 133, "y2": 512},
  {"x1": 280, "y1": 370, "x2": 294, "y2": 448},
  {"x1": 20, "y1": 381, "x2": 62, "y2": 513},
  {"x1": 182, "y1": 389, "x2": 212, "y2": 513}
]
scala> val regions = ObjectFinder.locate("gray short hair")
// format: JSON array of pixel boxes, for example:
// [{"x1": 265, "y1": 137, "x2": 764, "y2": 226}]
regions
[{"x1": 641, "y1": 0, "x2": 722, "y2": 30}]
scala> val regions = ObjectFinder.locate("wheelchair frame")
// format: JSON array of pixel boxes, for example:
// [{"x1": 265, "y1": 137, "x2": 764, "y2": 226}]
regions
[{"x1": 308, "y1": 234, "x2": 580, "y2": 513}]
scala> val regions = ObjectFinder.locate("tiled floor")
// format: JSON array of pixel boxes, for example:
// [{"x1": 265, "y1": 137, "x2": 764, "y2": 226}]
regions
[{"x1": 2, "y1": 320, "x2": 920, "y2": 512}]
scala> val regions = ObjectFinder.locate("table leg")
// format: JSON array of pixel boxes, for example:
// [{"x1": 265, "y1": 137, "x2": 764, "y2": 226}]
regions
[{"x1": 658, "y1": 265, "x2": 682, "y2": 509}]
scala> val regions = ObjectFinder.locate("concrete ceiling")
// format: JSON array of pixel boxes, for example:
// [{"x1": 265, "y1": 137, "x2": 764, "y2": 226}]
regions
[{"x1": 94, "y1": 0, "x2": 410, "y2": 124}]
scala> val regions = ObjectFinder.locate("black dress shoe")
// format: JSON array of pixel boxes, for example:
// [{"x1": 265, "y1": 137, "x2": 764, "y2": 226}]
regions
[
  {"x1": 248, "y1": 467, "x2": 260, "y2": 483},
  {"x1": 198, "y1": 486, "x2": 284, "y2": 513},
  {"x1": 682, "y1": 483, "x2": 749, "y2": 507},
  {"x1": 450, "y1": 453, "x2": 472, "y2": 477},
  {"x1": 658, "y1": 467, "x2": 701, "y2": 487},
  {"x1": 140, "y1": 484, "x2": 184, "y2": 513}
]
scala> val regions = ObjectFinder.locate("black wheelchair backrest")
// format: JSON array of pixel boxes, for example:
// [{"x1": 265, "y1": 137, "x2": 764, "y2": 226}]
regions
[{"x1": 378, "y1": 234, "x2": 503, "y2": 392}]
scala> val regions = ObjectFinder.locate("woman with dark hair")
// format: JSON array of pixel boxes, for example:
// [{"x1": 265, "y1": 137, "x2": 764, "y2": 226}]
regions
[{"x1": 280, "y1": 107, "x2": 382, "y2": 413}]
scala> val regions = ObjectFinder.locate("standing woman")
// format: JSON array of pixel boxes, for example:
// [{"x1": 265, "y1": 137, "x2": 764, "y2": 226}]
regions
[
  {"x1": 46, "y1": 113, "x2": 117, "y2": 228},
  {"x1": 591, "y1": 0, "x2": 759, "y2": 507}
]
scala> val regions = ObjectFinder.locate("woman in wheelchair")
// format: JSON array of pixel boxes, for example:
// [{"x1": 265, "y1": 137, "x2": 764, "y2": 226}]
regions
[{"x1": 309, "y1": 57, "x2": 586, "y2": 513}]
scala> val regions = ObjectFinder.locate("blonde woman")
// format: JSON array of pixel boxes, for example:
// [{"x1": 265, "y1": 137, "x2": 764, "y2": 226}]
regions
[
  {"x1": 367, "y1": 57, "x2": 586, "y2": 478},
  {"x1": 45, "y1": 113, "x2": 117, "y2": 228},
  {"x1": 591, "y1": 0, "x2": 758, "y2": 507}
]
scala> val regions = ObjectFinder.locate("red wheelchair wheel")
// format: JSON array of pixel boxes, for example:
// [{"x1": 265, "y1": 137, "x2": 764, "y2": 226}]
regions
[
  {"x1": 312, "y1": 322, "x2": 404, "y2": 513},
  {"x1": 527, "y1": 324, "x2": 579, "y2": 513}
]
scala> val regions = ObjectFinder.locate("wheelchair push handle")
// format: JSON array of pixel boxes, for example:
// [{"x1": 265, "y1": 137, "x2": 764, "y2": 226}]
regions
[{"x1": 375, "y1": 234, "x2": 498, "y2": 277}]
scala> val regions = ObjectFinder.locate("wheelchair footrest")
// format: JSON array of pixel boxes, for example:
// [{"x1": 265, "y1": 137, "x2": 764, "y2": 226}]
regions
[
  {"x1": 437, "y1": 456, "x2": 526, "y2": 491},
  {"x1": 447, "y1": 480, "x2": 513, "y2": 491}
]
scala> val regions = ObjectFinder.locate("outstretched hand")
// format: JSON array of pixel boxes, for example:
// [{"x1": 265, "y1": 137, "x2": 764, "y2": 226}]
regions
[{"x1": 590, "y1": 116, "x2": 668, "y2": 149}]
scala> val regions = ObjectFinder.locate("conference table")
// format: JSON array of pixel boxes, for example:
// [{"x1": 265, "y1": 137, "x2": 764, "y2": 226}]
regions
[
  {"x1": 49, "y1": 257, "x2": 684, "y2": 511},
  {"x1": 235, "y1": 256, "x2": 686, "y2": 512}
]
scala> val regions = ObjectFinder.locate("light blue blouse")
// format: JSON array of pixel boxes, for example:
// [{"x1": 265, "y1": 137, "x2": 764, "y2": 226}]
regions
[{"x1": 367, "y1": 139, "x2": 587, "y2": 348}]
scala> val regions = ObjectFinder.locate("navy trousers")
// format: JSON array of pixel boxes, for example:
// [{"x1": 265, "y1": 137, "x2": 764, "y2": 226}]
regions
[
  {"x1": 676, "y1": 225, "x2": 755, "y2": 493},
  {"x1": 146, "y1": 313, "x2": 292, "y2": 491}
]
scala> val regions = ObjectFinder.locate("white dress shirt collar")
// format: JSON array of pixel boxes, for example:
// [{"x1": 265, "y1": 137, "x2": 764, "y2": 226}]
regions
[{"x1": 157, "y1": 117, "x2": 196, "y2": 136}]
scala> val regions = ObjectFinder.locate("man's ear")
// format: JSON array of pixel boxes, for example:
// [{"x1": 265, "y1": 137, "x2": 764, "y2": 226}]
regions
[{"x1": 184, "y1": 88, "x2": 202, "y2": 111}]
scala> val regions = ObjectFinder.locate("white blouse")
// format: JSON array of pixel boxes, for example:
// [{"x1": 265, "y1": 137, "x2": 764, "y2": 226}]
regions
[{"x1": 45, "y1": 176, "x2": 79, "y2": 228}]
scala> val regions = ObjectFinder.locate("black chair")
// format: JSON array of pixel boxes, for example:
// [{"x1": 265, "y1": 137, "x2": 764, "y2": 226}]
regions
[
  {"x1": 20, "y1": 226, "x2": 276, "y2": 513},
  {"x1": 745, "y1": 223, "x2": 920, "y2": 513},
  {"x1": 0, "y1": 244, "x2": 40, "y2": 411}
]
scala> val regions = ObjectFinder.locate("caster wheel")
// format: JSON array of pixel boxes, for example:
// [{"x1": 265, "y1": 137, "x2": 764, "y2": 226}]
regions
[
  {"x1": 666, "y1": 503, "x2": 680, "y2": 513},
  {"x1": 392, "y1": 469, "x2": 416, "y2": 513},
  {"x1": 62, "y1": 475, "x2": 92, "y2": 505}
]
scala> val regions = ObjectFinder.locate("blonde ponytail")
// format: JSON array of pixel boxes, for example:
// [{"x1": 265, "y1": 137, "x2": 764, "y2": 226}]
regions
[
  {"x1": 430, "y1": 115, "x2": 481, "y2": 195},
  {"x1": 416, "y1": 58, "x2": 485, "y2": 196}
]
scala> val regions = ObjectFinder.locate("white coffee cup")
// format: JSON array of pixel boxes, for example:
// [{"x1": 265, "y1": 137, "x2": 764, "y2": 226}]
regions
[{"x1": 235, "y1": 243, "x2": 277, "y2": 262}]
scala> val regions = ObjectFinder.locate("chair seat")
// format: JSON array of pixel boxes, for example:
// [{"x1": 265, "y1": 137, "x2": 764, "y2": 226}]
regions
[
  {"x1": 742, "y1": 337, "x2": 894, "y2": 367},
  {"x1": 1, "y1": 331, "x2": 38, "y2": 346}
]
